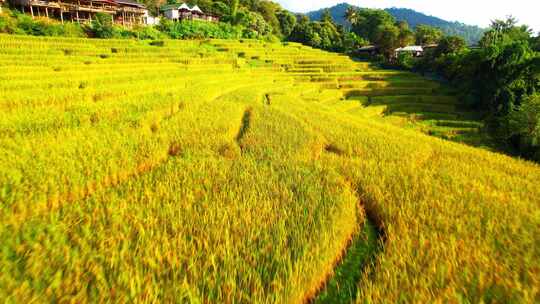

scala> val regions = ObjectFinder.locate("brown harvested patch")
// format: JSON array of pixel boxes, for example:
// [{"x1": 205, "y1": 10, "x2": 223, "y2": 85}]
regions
[
  {"x1": 236, "y1": 108, "x2": 253, "y2": 148},
  {"x1": 150, "y1": 122, "x2": 159, "y2": 133},
  {"x1": 324, "y1": 144, "x2": 345, "y2": 156},
  {"x1": 168, "y1": 142, "x2": 183, "y2": 157},
  {"x1": 264, "y1": 93, "x2": 271, "y2": 105},
  {"x1": 218, "y1": 142, "x2": 241, "y2": 160}
]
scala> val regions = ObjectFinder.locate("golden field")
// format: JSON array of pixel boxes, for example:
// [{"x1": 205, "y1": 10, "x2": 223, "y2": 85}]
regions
[{"x1": 0, "y1": 34, "x2": 538, "y2": 303}]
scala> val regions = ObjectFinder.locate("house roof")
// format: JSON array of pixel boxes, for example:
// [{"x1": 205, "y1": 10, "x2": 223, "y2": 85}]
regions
[
  {"x1": 357, "y1": 45, "x2": 378, "y2": 51},
  {"x1": 178, "y1": 3, "x2": 191, "y2": 11},
  {"x1": 92, "y1": 0, "x2": 118, "y2": 5},
  {"x1": 161, "y1": 3, "x2": 204, "y2": 12},
  {"x1": 396, "y1": 46, "x2": 423, "y2": 52},
  {"x1": 191, "y1": 5, "x2": 204, "y2": 13},
  {"x1": 116, "y1": 0, "x2": 145, "y2": 8}
]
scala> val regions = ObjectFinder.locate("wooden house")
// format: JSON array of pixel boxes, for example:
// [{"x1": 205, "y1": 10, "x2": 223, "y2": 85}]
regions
[
  {"x1": 11, "y1": 0, "x2": 149, "y2": 25},
  {"x1": 356, "y1": 45, "x2": 380, "y2": 56},
  {"x1": 114, "y1": 0, "x2": 146, "y2": 26}
]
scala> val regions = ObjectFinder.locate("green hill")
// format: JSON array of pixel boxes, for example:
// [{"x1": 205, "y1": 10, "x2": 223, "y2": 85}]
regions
[{"x1": 307, "y1": 3, "x2": 485, "y2": 44}]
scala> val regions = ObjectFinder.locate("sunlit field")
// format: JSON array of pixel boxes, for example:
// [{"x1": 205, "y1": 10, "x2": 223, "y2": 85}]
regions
[{"x1": 0, "y1": 34, "x2": 538, "y2": 303}]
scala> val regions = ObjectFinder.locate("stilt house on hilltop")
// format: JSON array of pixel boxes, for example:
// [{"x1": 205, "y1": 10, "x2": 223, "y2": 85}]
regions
[{"x1": 10, "y1": 0, "x2": 149, "y2": 26}]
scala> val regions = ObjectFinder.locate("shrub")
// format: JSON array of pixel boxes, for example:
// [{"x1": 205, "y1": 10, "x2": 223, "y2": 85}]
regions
[
  {"x1": 0, "y1": 9, "x2": 18, "y2": 33},
  {"x1": 158, "y1": 19, "x2": 242, "y2": 40},
  {"x1": 0, "y1": 9, "x2": 85, "y2": 37},
  {"x1": 395, "y1": 52, "x2": 415, "y2": 70},
  {"x1": 89, "y1": 13, "x2": 115, "y2": 38},
  {"x1": 132, "y1": 25, "x2": 164, "y2": 40},
  {"x1": 507, "y1": 94, "x2": 540, "y2": 160},
  {"x1": 149, "y1": 40, "x2": 165, "y2": 47}
]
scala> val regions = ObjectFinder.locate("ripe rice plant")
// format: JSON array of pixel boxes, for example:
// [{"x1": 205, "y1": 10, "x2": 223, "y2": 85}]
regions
[{"x1": 0, "y1": 34, "x2": 538, "y2": 303}]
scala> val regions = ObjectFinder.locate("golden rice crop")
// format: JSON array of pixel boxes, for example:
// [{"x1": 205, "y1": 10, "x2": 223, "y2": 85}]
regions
[{"x1": 0, "y1": 34, "x2": 538, "y2": 303}]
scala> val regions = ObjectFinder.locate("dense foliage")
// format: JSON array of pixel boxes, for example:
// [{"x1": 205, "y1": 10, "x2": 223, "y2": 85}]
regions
[
  {"x1": 287, "y1": 12, "x2": 364, "y2": 53},
  {"x1": 0, "y1": 8, "x2": 85, "y2": 37},
  {"x1": 416, "y1": 17, "x2": 540, "y2": 160},
  {"x1": 415, "y1": 24, "x2": 443, "y2": 45},
  {"x1": 157, "y1": 18, "x2": 241, "y2": 39},
  {"x1": 307, "y1": 3, "x2": 485, "y2": 44}
]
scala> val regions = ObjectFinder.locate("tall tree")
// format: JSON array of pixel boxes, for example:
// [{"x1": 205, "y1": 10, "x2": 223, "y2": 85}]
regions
[
  {"x1": 253, "y1": 0, "x2": 281, "y2": 35},
  {"x1": 433, "y1": 36, "x2": 466, "y2": 57},
  {"x1": 508, "y1": 94, "x2": 540, "y2": 160},
  {"x1": 321, "y1": 9, "x2": 333, "y2": 24},
  {"x1": 276, "y1": 10, "x2": 296, "y2": 37},
  {"x1": 352, "y1": 8, "x2": 395, "y2": 43},
  {"x1": 480, "y1": 16, "x2": 532, "y2": 47},
  {"x1": 415, "y1": 24, "x2": 443, "y2": 45},
  {"x1": 375, "y1": 24, "x2": 400, "y2": 58},
  {"x1": 397, "y1": 20, "x2": 414, "y2": 46},
  {"x1": 344, "y1": 7, "x2": 358, "y2": 25},
  {"x1": 532, "y1": 34, "x2": 540, "y2": 51},
  {"x1": 230, "y1": 0, "x2": 239, "y2": 22}
]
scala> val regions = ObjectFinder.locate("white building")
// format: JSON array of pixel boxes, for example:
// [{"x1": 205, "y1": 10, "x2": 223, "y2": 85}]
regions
[
  {"x1": 395, "y1": 45, "x2": 424, "y2": 57},
  {"x1": 160, "y1": 3, "x2": 218, "y2": 22},
  {"x1": 143, "y1": 10, "x2": 160, "y2": 25}
]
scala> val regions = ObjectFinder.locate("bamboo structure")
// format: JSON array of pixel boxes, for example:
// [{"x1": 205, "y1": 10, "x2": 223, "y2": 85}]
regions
[{"x1": 10, "y1": 0, "x2": 147, "y2": 26}]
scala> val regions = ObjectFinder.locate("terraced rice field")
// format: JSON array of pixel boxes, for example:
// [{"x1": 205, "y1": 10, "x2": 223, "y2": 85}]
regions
[{"x1": 0, "y1": 34, "x2": 539, "y2": 303}]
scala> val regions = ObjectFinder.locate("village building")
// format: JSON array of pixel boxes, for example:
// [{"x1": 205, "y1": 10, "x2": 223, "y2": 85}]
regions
[
  {"x1": 143, "y1": 9, "x2": 159, "y2": 25},
  {"x1": 9, "y1": 0, "x2": 151, "y2": 26},
  {"x1": 395, "y1": 45, "x2": 424, "y2": 57},
  {"x1": 356, "y1": 45, "x2": 380, "y2": 56},
  {"x1": 114, "y1": 0, "x2": 147, "y2": 26},
  {"x1": 160, "y1": 3, "x2": 218, "y2": 22}
]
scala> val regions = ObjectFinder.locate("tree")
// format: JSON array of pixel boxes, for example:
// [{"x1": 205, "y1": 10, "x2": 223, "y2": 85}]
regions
[
  {"x1": 240, "y1": 10, "x2": 272, "y2": 38},
  {"x1": 321, "y1": 9, "x2": 333, "y2": 24},
  {"x1": 229, "y1": 0, "x2": 239, "y2": 24},
  {"x1": 532, "y1": 34, "x2": 540, "y2": 51},
  {"x1": 352, "y1": 8, "x2": 395, "y2": 43},
  {"x1": 342, "y1": 32, "x2": 368, "y2": 52},
  {"x1": 397, "y1": 20, "x2": 414, "y2": 47},
  {"x1": 349, "y1": 9, "x2": 416, "y2": 60},
  {"x1": 253, "y1": 0, "x2": 281, "y2": 36},
  {"x1": 211, "y1": 2, "x2": 231, "y2": 17},
  {"x1": 415, "y1": 24, "x2": 443, "y2": 45},
  {"x1": 90, "y1": 13, "x2": 115, "y2": 39},
  {"x1": 433, "y1": 36, "x2": 466, "y2": 57},
  {"x1": 344, "y1": 7, "x2": 358, "y2": 25},
  {"x1": 480, "y1": 16, "x2": 532, "y2": 47},
  {"x1": 288, "y1": 14, "x2": 344, "y2": 52},
  {"x1": 276, "y1": 10, "x2": 296, "y2": 37},
  {"x1": 375, "y1": 24, "x2": 400, "y2": 59},
  {"x1": 507, "y1": 94, "x2": 540, "y2": 160}
]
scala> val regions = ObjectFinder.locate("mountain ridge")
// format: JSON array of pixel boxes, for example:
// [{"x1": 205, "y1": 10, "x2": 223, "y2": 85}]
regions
[{"x1": 306, "y1": 3, "x2": 485, "y2": 44}]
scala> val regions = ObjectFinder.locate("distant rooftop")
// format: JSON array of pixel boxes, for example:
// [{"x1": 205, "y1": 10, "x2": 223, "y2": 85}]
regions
[{"x1": 396, "y1": 46, "x2": 423, "y2": 52}]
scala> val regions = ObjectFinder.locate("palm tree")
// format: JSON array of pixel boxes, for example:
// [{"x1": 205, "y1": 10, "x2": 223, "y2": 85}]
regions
[
  {"x1": 229, "y1": 0, "x2": 239, "y2": 24},
  {"x1": 344, "y1": 6, "x2": 358, "y2": 25}
]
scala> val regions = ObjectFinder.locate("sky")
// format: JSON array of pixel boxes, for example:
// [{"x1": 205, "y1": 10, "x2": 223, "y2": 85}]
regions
[{"x1": 274, "y1": 0, "x2": 540, "y2": 32}]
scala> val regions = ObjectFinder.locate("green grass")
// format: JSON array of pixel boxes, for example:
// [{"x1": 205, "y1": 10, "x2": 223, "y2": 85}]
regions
[
  {"x1": 315, "y1": 219, "x2": 380, "y2": 304},
  {"x1": 0, "y1": 34, "x2": 538, "y2": 303}
]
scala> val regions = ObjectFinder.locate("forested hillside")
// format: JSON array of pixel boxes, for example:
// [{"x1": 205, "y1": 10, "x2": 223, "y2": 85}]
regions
[{"x1": 307, "y1": 3, "x2": 485, "y2": 44}]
